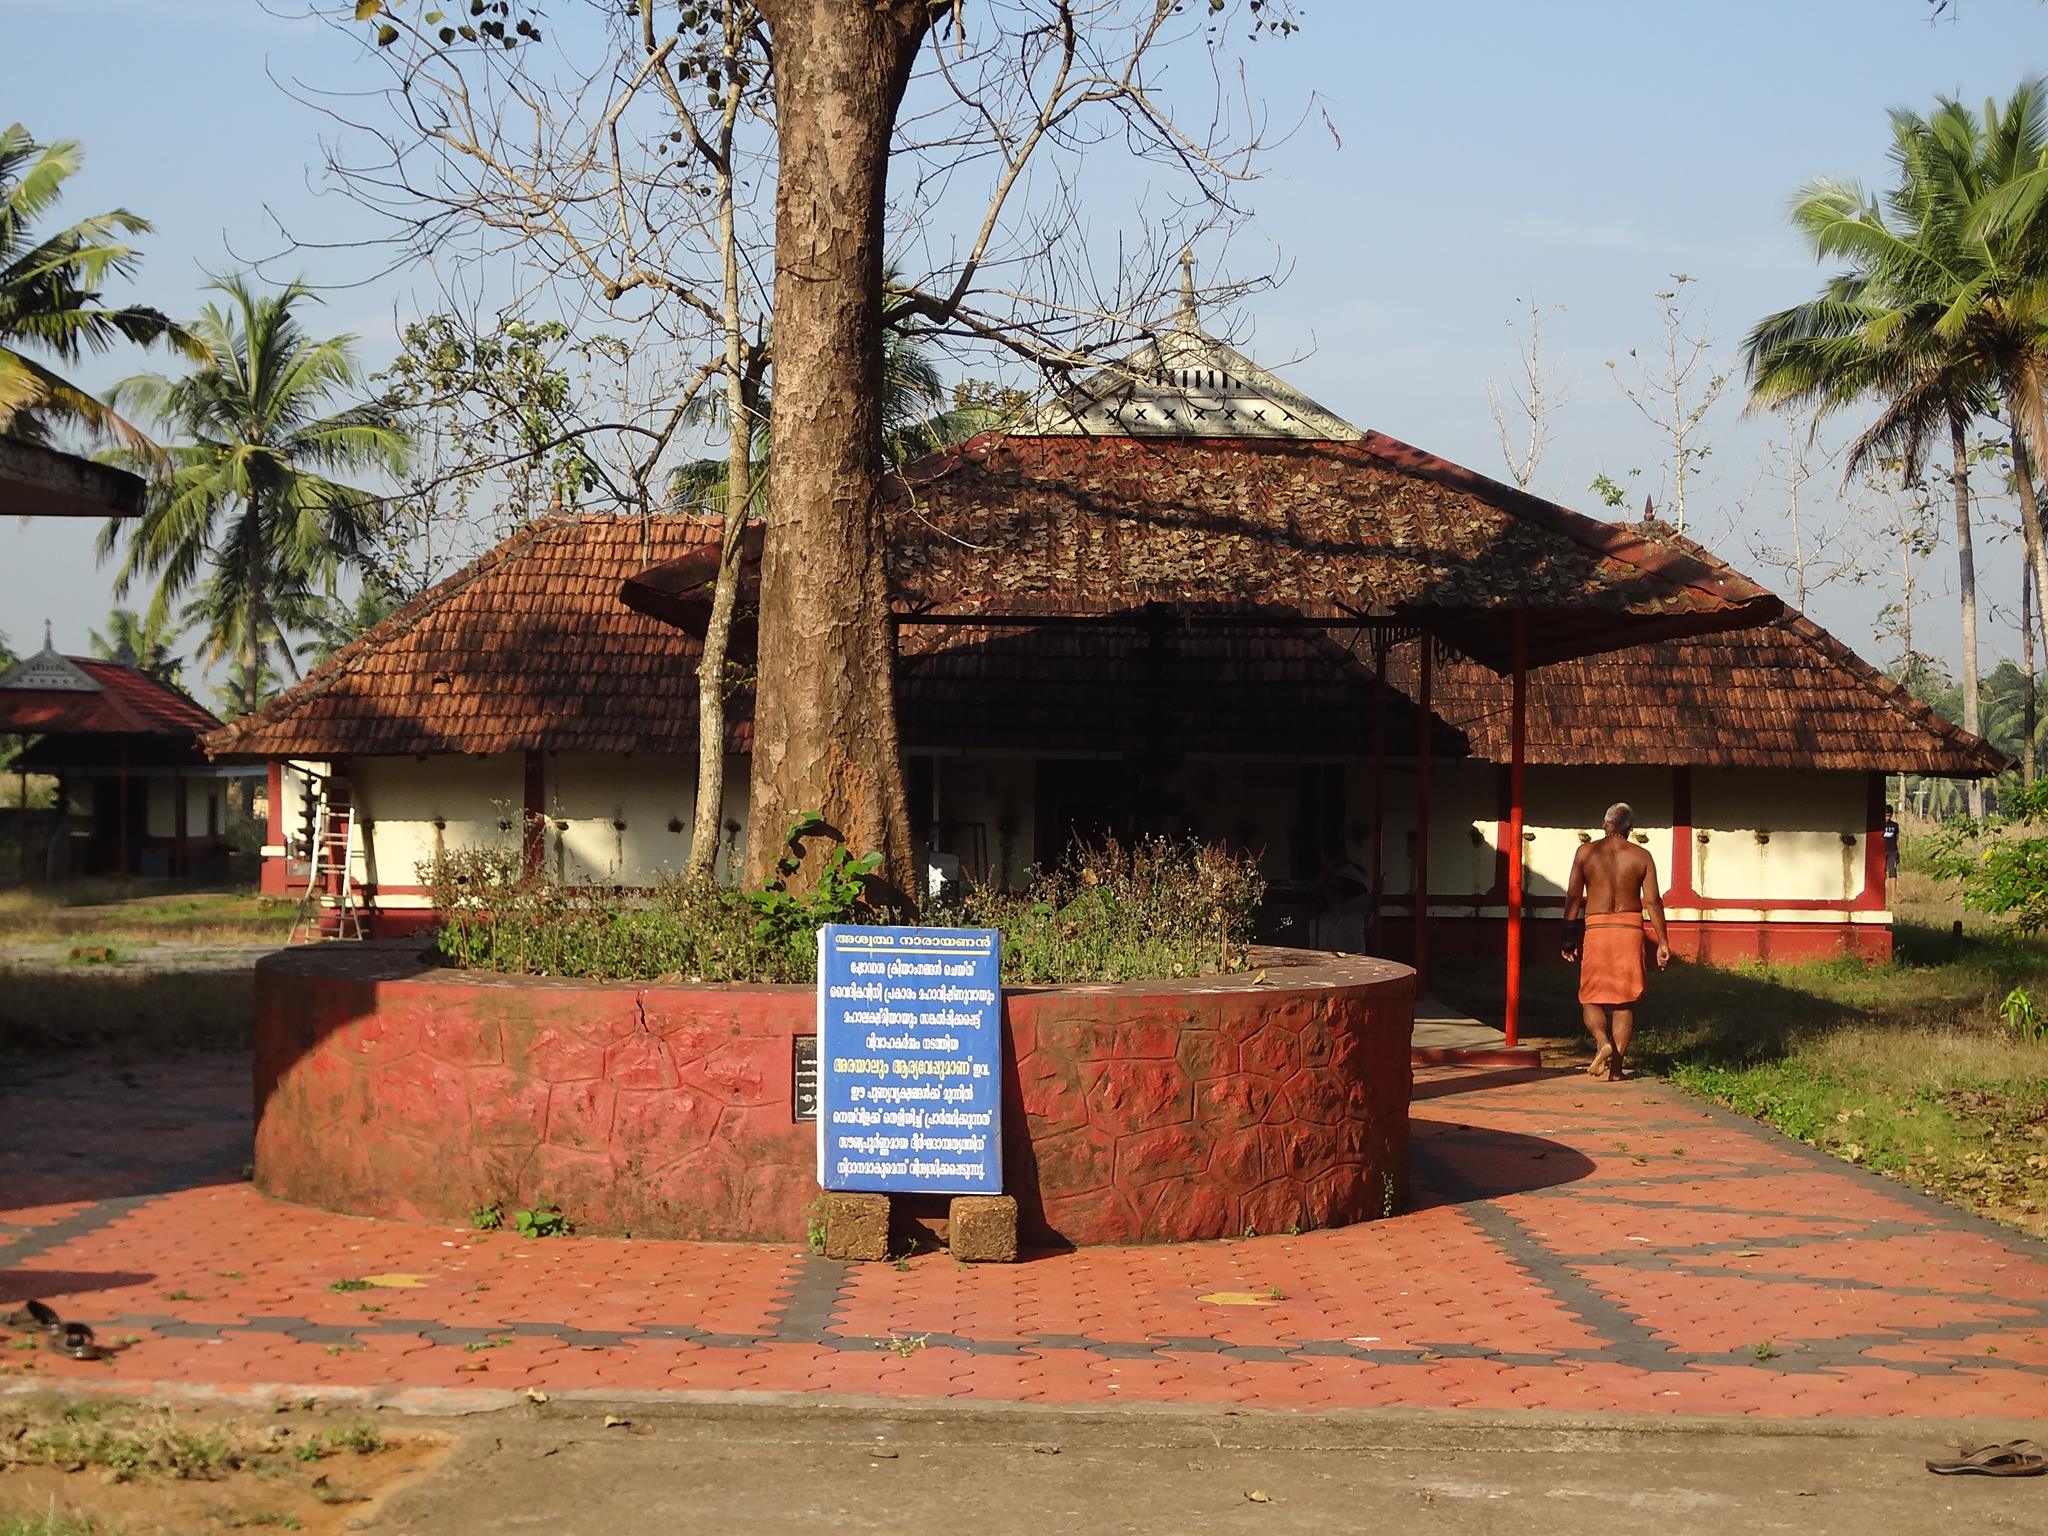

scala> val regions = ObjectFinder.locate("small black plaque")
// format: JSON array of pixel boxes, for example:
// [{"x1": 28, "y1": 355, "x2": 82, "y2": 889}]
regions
[{"x1": 792, "y1": 1034, "x2": 819, "y2": 1123}]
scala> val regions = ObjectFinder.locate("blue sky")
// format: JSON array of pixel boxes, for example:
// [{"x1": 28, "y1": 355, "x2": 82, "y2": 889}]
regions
[{"x1": 7, "y1": 0, "x2": 2048, "y2": 693}]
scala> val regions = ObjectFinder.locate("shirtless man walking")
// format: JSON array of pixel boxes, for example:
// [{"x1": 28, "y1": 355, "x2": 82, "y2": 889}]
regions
[{"x1": 1560, "y1": 802, "x2": 1671, "y2": 1081}]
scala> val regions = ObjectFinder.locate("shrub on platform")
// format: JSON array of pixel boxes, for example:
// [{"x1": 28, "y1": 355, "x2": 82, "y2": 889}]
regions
[
  {"x1": 944, "y1": 836, "x2": 1265, "y2": 984},
  {"x1": 421, "y1": 834, "x2": 1263, "y2": 985}
]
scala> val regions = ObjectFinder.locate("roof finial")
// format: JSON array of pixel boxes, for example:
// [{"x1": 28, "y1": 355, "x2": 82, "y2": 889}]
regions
[
  {"x1": 42, "y1": 619, "x2": 54, "y2": 653},
  {"x1": 1177, "y1": 247, "x2": 1198, "y2": 330}
]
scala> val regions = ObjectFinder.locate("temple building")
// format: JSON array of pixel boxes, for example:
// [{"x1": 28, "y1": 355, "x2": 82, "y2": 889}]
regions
[
  {"x1": 205, "y1": 304, "x2": 2003, "y2": 983},
  {"x1": 1, "y1": 628, "x2": 238, "y2": 881}
]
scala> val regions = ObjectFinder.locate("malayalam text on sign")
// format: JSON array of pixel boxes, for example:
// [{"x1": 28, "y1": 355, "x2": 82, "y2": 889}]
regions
[{"x1": 816, "y1": 924, "x2": 1002, "y2": 1195}]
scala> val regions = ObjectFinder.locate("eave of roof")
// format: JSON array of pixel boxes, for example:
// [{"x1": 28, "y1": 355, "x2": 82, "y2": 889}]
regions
[{"x1": 0, "y1": 438, "x2": 145, "y2": 519}]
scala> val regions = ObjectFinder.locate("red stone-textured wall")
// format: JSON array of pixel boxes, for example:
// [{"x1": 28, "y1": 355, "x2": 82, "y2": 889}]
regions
[
  {"x1": 1003, "y1": 965, "x2": 1411, "y2": 1244},
  {"x1": 253, "y1": 946, "x2": 1412, "y2": 1247}
]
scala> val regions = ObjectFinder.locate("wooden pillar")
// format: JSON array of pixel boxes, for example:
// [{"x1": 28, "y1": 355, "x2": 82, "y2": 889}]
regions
[
  {"x1": 1504, "y1": 614, "x2": 1528, "y2": 1047},
  {"x1": 1413, "y1": 635, "x2": 1433, "y2": 995},
  {"x1": 117, "y1": 743, "x2": 130, "y2": 880},
  {"x1": 173, "y1": 766, "x2": 187, "y2": 880}
]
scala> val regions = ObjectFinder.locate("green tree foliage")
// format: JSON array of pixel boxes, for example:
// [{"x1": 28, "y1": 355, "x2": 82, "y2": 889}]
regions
[
  {"x1": 100, "y1": 277, "x2": 411, "y2": 721},
  {"x1": 374, "y1": 314, "x2": 600, "y2": 593},
  {"x1": 1932, "y1": 778, "x2": 2048, "y2": 933},
  {"x1": 0, "y1": 123, "x2": 195, "y2": 451},
  {"x1": 87, "y1": 606, "x2": 185, "y2": 684}
]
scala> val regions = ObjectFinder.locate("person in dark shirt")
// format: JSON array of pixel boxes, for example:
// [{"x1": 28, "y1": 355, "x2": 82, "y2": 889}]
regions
[{"x1": 1883, "y1": 805, "x2": 1900, "y2": 883}]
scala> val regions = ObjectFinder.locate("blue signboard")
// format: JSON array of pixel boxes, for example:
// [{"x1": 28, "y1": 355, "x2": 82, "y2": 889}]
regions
[{"x1": 816, "y1": 925, "x2": 1003, "y2": 1195}]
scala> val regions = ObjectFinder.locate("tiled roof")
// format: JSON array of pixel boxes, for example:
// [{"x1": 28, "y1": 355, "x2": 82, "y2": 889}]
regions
[
  {"x1": 210, "y1": 513, "x2": 2000, "y2": 777},
  {"x1": 883, "y1": 434, "x2": 1779, "y2": 667},
  {"x1": 206, "y1": 516, "x2": 745, "y2": 760},
  {"x1": 1399, "y1": 614, "x2": 2007, "y2": 777},
  {"x1": 0, "y1": 658, "x2": 217, "y2": 737}
]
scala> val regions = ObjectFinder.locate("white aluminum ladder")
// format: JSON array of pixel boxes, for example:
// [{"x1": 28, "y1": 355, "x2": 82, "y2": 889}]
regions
[{"x1": 289, "y1": 781, "x2": 365, "y2": 943}]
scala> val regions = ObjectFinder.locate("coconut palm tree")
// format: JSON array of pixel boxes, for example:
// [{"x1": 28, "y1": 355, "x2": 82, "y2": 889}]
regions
[
  {"x1": 87, "y1": 606, "x2": 185, "y2": 682},
  {"x1": 101, "y1": 276, "x2": 411, "y2": 742},
  {"x1": 1744, "y1": 84, "x2": 2048, "y2": 814},
  {"x1": 0, "y1": 124, "x2": 194, "y2": 450},
  {"x1": 1744, "y1": 159, "x2": 1996, "y2": 811}
]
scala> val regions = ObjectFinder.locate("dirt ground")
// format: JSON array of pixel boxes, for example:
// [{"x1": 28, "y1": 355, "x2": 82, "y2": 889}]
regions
[{"x1": 4, "y1": 1396, "x2": 2042, "y2": 1536}]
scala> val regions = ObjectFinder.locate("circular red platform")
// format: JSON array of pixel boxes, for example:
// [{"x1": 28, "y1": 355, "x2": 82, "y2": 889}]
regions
[{"x1": 252, "y1": 943, "x2": 1413, "y2": 1247}]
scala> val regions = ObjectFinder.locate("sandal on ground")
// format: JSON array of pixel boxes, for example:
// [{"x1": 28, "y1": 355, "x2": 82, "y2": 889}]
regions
[
  {"x1": 2, "y1": 1300, "x2": 61, "y2": 1334},
  {"x1": 47, "y1": 1321, "x2": 98, "y2": 1362},
  {"x1": 1926, "y1": 1440, "x2": 2047, "y2": 1476}
]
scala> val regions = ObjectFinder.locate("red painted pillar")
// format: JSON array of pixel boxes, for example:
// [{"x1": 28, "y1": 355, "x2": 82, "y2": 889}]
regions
[
  {"x1": 1864, "y1": 770, "x2": 1889, "y2": 908},
  {"x1": 1504, "y1": 615, "x2": 1528, "y2": 1047},
  {"x1": 1413, "y1": 635, "x2": 1433, "y2": 995},
  {"x1": 263, "y1": 760, "x2": 285, "y2": 895},
  {"x1": 1666, "y1": 766, "x2": 1699, "y2": 962},
  {"x1": 1370, "y1": 631, "x2": 1387, "y2": 947}
]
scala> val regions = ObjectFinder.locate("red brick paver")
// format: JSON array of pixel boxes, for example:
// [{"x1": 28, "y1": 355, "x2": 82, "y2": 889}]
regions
[{"x1": 3, "y1": 1057, "x2": 2044, "y2": 1416}]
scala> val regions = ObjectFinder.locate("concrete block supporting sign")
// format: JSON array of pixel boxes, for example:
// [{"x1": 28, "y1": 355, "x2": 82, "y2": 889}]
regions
[
  {"x1": 816, "y1": 925, "x2": 1003, "y2": 1196},
  {"x1": 948, "y1": 1195, "x2": 1019, "y2": 1263}
]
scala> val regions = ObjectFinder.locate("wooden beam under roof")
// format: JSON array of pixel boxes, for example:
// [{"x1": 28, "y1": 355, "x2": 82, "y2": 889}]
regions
[{"x1": 0, "y1": 438, "x2": 145, "y2": 519}]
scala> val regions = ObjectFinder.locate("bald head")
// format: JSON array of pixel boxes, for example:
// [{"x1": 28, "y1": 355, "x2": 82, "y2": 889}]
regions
[{"x1": 1603, "y1": 802, "x2": 1634, "y2": 836}]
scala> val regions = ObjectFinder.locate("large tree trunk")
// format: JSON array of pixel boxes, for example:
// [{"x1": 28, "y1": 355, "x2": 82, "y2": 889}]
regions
[
  {"x1": 2024, "y1": 542, "x2": 2038, "y2": 785},
  {"x1": 2008, "y1": 428, "x2": 2048, "y2": 709},
  {"x1": 240, "y1": 555, "x2": 263, "y2": 819},
  {"x1": 743, "y1": 0, "x2": 933, "y2": 897},
  {"x1": 1950, "y1": 413, "x2": 1983, "y2": 820}
]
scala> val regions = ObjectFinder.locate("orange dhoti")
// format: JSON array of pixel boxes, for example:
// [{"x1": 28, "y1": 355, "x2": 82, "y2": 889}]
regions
[{"x1": 1578, "y1": 912, "x2": 1647, "y2": 1006}]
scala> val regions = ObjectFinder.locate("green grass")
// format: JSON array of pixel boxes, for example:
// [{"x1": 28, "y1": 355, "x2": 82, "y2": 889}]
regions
[
  {"x1": 5, "y1": 1404, "x2": 234, "y2": 1483},
  {"x1": 1647, "y1": 919, "x2": 2048, "y2": 1235},
  {"x1": 0, "y1": 1506, "x2": 120, "y2": 1536},
  {"x1": 0, "y1": 885, "x2": 293, "y2": 945},
  {"x1": 1430, "y1": 888, "x2": 2048, "y2": 1238}
]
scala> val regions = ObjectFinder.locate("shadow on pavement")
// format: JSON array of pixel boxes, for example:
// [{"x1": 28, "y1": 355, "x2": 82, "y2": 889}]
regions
[{"x1": 1404, "y1": 1118, "x2": 1596, "y2": 1209}]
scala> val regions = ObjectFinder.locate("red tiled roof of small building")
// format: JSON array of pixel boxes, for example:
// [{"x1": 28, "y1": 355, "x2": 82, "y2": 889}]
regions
[
  {"x1": 207, "y1": 511, "x2": 2002, "y2": 777},
  {"x1": 0, "y1": 658, "x2": 218, "y2": 736},
  {"x1": 206, "y1": 515, "x2": 743, "y2": 760}
]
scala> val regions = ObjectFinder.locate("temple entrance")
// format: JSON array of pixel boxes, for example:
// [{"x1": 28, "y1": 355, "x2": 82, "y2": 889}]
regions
[{"x1": 1033, "y1": 756, "x2": 1138, "y2": 869}]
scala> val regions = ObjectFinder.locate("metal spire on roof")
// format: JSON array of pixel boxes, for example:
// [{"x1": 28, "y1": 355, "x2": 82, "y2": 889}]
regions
[
  {"x1": 1176, "y1": 248, "x2": 1199, "y2": 331},
  {"x1": 42, "y1": 619, "x2": 53, "y2": 653}
]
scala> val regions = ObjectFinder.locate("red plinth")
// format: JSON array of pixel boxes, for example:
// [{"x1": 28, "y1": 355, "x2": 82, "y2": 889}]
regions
[{"x1": 253, "y1": 944, "x2": 1413, "y2": 1247}]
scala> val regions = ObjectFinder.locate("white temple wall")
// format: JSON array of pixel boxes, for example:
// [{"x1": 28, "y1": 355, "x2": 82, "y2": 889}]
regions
[
  {"x1": 287, "y1": 751, "x2": 1880, "y2": 928},
  {"x1": 353, "y1": 753, "x2": 524, "y2": 893},
  {"x1": 1692, "y1": 768, "x2": 1870, "y2": 905}
]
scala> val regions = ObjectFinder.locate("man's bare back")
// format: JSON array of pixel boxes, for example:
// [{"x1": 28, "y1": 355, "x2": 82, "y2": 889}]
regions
[{"x1": 1572, "y1": 835, "x2": 1658, "y2": 916}]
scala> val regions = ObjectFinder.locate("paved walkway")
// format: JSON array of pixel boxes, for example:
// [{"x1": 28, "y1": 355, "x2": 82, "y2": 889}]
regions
[{"x1": 2, "y1": 1055, "x2": 2043, "y2": 1417}]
